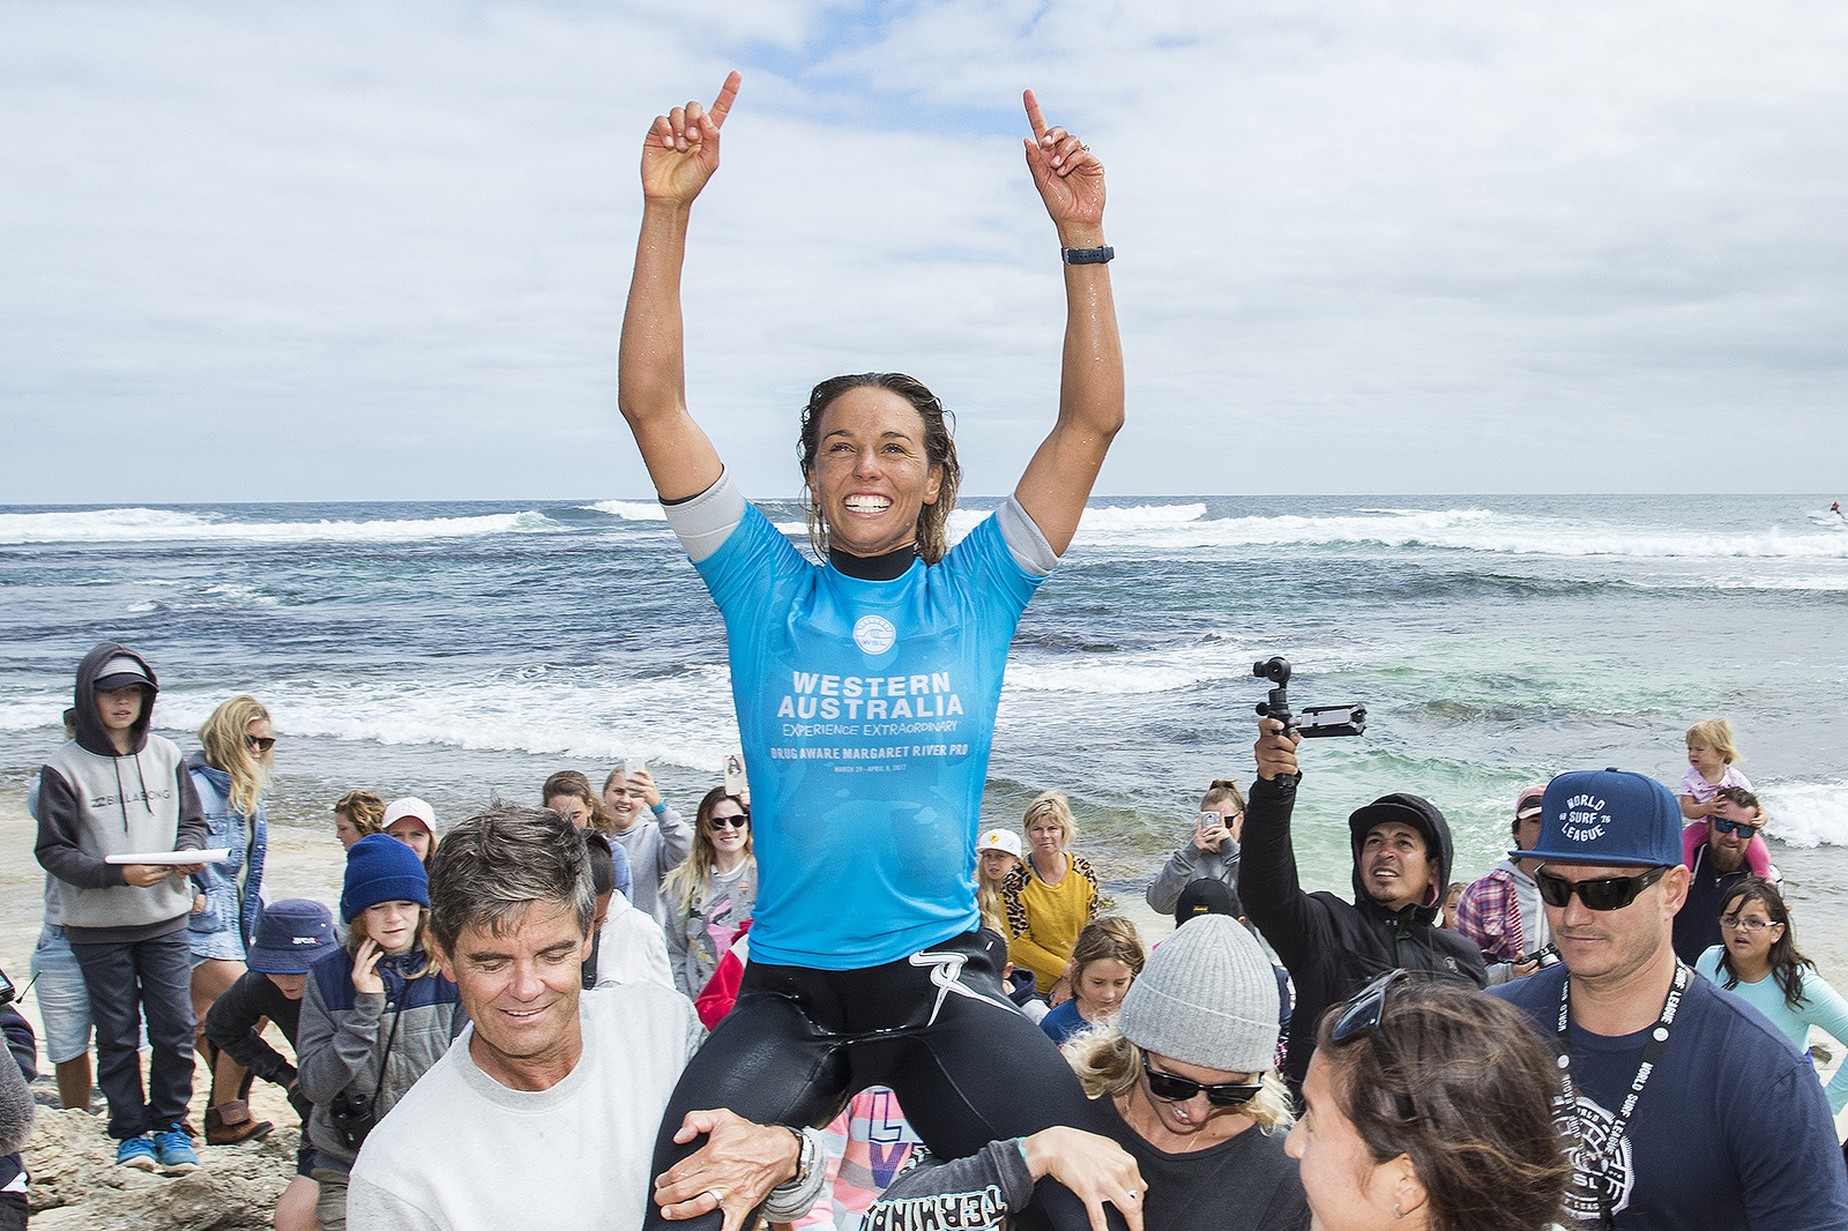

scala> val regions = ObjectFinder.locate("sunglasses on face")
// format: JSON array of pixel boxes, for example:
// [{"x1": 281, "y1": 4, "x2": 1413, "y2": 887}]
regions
[
  {"x1": 1711, "y1": 817, "x2": 1762, "y2": 838},
  {"x1": 1139, "y1": 1054, "x2": 1262, "y2": 1108},
  {"x1": 707, "y1": 814, "x2": 749, "y2": 830},
  {"x1": 1535, "y1": 865, "x2": 1667, "y2": 912},
  {"x1": 245, "y1": 735, "x2": 276, "y2": 753}
]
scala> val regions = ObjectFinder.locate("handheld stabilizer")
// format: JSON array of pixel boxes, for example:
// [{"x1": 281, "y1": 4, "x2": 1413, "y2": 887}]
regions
[{"x1": 1252, "y1": 657, "x2": 1367, "y2": 739}]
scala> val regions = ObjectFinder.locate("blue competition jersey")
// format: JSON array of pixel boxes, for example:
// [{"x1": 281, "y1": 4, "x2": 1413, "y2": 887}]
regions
[{"x1": 695, "y1": 504, "x2": 1044, "y2": 969}]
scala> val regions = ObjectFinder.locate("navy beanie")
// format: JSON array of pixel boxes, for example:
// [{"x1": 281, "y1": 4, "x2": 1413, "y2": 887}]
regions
[{"x1": 341, "y1": 833, "x2": 430, "y2": 922}]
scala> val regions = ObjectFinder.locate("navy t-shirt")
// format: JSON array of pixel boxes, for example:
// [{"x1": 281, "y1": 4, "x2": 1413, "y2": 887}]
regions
[{"x1": 1495, "y1": 963, "x2": 1848, "y2": 1229}]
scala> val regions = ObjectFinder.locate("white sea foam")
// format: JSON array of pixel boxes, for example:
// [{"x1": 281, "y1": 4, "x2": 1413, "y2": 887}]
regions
[
  {"x1": 1070, "y1": 506, "x2": 1848, "y2": 562},
  {"x1": 583, "y1": 500, "x2": 666, "y2": 521},
  {"x1": 1762, "y1": 782, "x2": 1848, "y2": 849},
  {"x1": 144, "y1": 666, "x2": 745, "y2": 774},
  {"x1": 1077, "y1": 503, "x2": 1207, "y2": 531},
  {"x1": 0, "y1": 507, "x2": 559, "y2": 545}
]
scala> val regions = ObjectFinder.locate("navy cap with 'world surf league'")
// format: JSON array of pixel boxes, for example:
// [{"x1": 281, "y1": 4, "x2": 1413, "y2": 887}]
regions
[{"x1": 1509, "y1": 768, "x2": 1681, "y2": 868}]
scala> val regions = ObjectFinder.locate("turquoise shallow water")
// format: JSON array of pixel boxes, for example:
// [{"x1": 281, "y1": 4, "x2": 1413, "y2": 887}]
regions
[{"x1": 3, "y1": 493, "x2": 1846, "y2": 963}]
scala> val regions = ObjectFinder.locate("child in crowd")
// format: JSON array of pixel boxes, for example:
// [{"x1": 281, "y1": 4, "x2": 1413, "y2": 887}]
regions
[
  {"x1": 1038, "y1": 916, "x2": 1144, "y2": 1046},
  {"x1": 380, "y1": 796, "x2": 440, "y2": 870},
  {"x1": 297, "y1": 835, "x2": 463, "y2": 1231},
  {"x1": 1679, "y1": 719, "x2": 1771, "y2": 875},
  {"x1": 974, "y1": 828, "x2": 1021, "y2": 938},
  {"x1": 204, "y1": 899, "x2": 341, "y2": 1231},
  {"x1": 26, "y1": 707, "x2": 98, "y2": 1113},
  {"x1": 1680, "y1": 718, "x2": 1754, "y2": 816},
  {"x1": 332, "y1": 790, "x2": 385, "y2": 849},
  {"x1": 33, "y1": 644, "x2": 207, "y2": 1174},
  {"x1": 1439, "y1": 881, "x2": 1466, "y2": 930}
]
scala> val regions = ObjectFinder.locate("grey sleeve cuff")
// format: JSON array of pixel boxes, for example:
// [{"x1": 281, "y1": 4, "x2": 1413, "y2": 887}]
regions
[
  {"x1": 995, "y1": 496, "x2": 1057, "y2": 577},
  {"x1": 761, "y1": 1126, "x2": 830, "y2": 1222},
  {"x1": 661, "y1": 469, "x2": 748, "y2": 564}
]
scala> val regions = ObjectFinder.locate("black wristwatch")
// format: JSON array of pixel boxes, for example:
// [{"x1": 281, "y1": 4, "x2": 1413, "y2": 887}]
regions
[{"x1": 1060, "y1": 245, "x2": 1115, "y2": 265}]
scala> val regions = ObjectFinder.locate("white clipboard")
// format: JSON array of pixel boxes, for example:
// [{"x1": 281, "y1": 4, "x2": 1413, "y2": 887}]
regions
[{"x1": 105, "y1": 848, "x2": 231, "y2": 865}]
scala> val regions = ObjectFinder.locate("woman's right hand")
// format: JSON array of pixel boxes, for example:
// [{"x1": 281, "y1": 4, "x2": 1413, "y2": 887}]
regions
[
  {"x1": 640, "y1": 71, "x2": 741, "y2": 206},
  {"x1": 351, "y1": 938, "x2": 385, "y2": 995},
  {"x1": 1021, "y1": 1128, "x2": 1146, "y2": 1231}
]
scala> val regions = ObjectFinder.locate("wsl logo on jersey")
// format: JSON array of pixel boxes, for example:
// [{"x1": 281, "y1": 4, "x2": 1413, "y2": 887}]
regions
[{"x1": 853, "y1": 614, "x2": 897, "y2": 655}]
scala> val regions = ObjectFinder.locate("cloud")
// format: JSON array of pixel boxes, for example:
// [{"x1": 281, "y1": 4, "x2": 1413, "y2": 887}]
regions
[{"x1": 2, "y1": 0, "x2": 1845, "y2": 501}]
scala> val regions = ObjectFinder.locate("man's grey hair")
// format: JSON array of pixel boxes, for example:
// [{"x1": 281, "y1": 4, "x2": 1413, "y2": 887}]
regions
[{"x1": 427, "y1": 805, "x2": 595, "y2": 955}]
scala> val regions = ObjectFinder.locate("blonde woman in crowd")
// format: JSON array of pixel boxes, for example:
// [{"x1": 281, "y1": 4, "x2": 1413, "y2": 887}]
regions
[
  {"x1": 186, "y1": 695, "x2": 275, "y2": 1145},
  {"x1": 1003, "y1": 791, "x2": 1103, "y2": 999},
  {"x1": 660, "y1": 787, "x2": 756, "y2": 999}
]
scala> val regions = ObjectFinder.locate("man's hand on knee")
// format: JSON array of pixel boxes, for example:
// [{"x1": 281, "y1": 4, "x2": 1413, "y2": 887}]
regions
[{"x1": 653, "y1": 1108, "x2": 802, "y2": 1231}]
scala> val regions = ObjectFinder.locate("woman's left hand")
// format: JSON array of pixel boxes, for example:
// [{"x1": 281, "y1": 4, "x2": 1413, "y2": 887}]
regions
[{"x1": 1022, "y1": 89, "x2": 1105, "y2": 244}]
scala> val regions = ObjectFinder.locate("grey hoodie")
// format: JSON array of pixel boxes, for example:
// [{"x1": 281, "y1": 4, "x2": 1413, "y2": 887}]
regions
[{"x1": 34, "y1": 643, "x2": 206, "y2": 943}]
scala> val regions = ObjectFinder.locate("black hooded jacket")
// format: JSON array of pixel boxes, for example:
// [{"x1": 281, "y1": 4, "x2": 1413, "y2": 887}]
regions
[
  {"x1": 1238, "y1": 773, "x2": 1486, "y2": 1086},
  {"x1": 35, "y1": 643, "x2": 206, "y2": 942}
]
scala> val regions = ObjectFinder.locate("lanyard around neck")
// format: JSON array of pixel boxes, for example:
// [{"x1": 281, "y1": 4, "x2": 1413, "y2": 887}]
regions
[{"x1": 1555, "y1": 962, "x2": 1689, "y2": 1172}]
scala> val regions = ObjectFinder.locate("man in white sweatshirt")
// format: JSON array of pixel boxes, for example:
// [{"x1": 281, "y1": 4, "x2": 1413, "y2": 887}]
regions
[{"x1": 348, "y1": 806, "x2": 821, "y2": 1231}]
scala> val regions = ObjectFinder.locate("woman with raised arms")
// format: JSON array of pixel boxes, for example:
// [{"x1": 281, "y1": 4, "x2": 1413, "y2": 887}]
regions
[{"x1": 618, "y1": 72, "x2": 1123, "y2": 1231}]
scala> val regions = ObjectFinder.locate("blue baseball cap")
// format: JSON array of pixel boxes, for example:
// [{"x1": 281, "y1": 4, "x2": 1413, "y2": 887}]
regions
[
  {"x1": 1509, "y1": 768, "x2": 1680, "y2": 868},
  {"x1": 245, "y1": 899, "x2": 339, "y2": 974}
]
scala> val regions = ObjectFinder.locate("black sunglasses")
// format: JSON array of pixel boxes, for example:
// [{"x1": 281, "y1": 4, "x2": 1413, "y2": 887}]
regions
[
  {"x1": 1139, "y1": 1054, "x2": 1262, "y2": 1108},
  {"x1": 707, "y1": 813, "x2": 749, "y2": 830},
  {"x1": 245, "y1": 735, "x2": 276, "y2": 753},
  {"x1": 1711, "y1": 817, "x2": 1762, "y2": 838},
  {"x1": 1535, "y1": 864, "x2": 1667, "y2": 912}
]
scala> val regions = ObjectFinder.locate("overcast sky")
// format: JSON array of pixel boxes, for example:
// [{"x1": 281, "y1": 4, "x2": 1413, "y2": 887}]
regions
[{"x1": 4, "y1": 1, "x2": 1845, "y2": 503}]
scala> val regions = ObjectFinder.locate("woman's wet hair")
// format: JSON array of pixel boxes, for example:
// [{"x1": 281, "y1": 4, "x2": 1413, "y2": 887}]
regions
[
  {"x1": 1315, "y1": 979, "x2": 1570, "y2": 1231},
  {"x1": 1716, "y1": 877, "x2": 1813, "y2": 1009},
  {"x1": 797, "y1": 373, "x2": 962, "y2": 565}
]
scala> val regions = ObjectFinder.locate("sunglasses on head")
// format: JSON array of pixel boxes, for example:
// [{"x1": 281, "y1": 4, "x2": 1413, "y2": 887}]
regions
[
  {"x1": 1139, "y1": 1055, "x2": 1262, "y2": 1108},
  {"x1": 1331, "y1": 968, "x2": 1405, "y2": 1045},
  {"x1": 245, "y1": 735, "x2": 276, "y2": 753},
  {"x1": 1535, "y1": 864, "x2": 1667, "y2": 911},
  {"x1": 1711, "y1": 817, "x2": 1761, "y2": 838},
  {"x1": 707, "y1": 813, "x2": 749, "y2": 830}
]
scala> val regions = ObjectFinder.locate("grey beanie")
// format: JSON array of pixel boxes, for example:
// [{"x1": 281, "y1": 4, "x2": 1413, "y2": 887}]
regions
[{"x1": 1115, "y1": 914, "x2": 1279, "y2": 1074}]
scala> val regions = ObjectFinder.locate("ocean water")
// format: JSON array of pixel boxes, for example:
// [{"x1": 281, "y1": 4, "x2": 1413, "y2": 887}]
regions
[{"x1": 5, "y1": 494, "x2": 1847, "y2": 958}]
